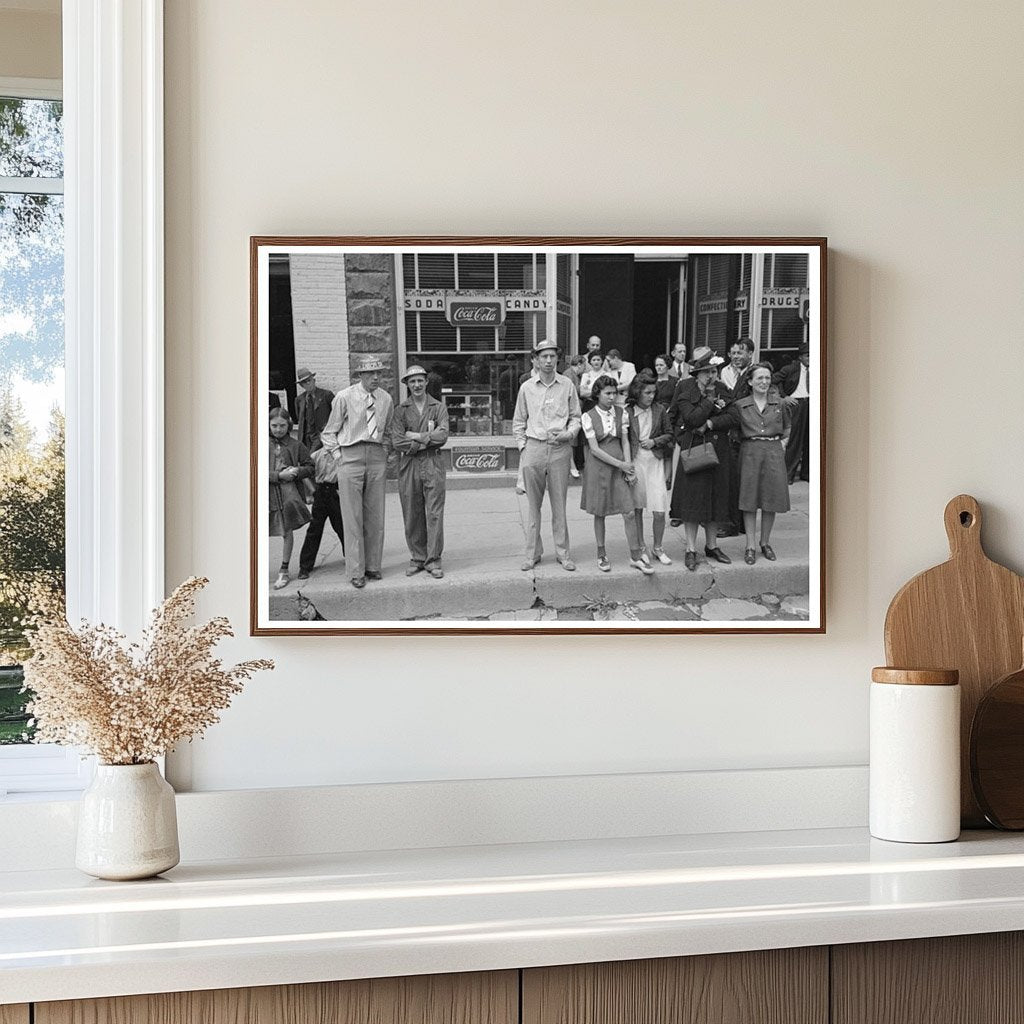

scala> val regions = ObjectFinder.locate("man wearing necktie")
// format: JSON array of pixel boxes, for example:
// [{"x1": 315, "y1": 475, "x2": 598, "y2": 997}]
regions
[{"x1": 321, "y1": 356, "x2": 394, "y2": 589}]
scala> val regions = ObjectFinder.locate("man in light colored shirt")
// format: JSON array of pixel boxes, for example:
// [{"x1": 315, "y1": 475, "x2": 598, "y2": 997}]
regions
[
  {"x1": 772, "y1": 343, "x2": 812, "y2": 482},
  {"x1": 321, "y1": 356, "x2": 394, "y2": 589},
  {"x1": 720, "y1": 337, "x2": 754, "y2": 396},
  {"x1": 605, "y1": 349, "x2": 636, "y2": 407},
  {"x1": 512, "y1": 339, "x2": 582, "y2": 572}
]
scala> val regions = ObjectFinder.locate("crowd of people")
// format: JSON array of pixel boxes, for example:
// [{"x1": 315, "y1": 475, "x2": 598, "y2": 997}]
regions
[{"x1": 268, "y1": 336, "x2": 812, "y2": 591}]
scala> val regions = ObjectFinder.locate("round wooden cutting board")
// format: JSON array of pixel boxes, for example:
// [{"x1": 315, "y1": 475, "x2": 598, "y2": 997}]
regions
[
  {"x1": 970, "y1": 652, "x2": 1024, "y2": 829},
  {"x1": 884, "y1": 495, "x2": 1024, "y2": 827}
]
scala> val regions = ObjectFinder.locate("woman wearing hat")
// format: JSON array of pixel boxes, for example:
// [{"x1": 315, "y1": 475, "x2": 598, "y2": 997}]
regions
[{"x1": 667, "y1": 346, "x2": 734, "y2": 571}]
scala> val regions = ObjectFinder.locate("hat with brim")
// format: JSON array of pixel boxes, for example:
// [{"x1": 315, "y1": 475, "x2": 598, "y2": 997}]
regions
[
  {"x1": 354, "y1": 357, "x2": 387, "y2": 373},
  {"x1": 401, "y1": 364, "x2": 428, "y2": 383},
  {"x1": 296, "y1": 367, "x2": 315, "y2": 384},
  {"x1": 532, "y1": 339, "x2": 558, "y2": 354},
  {"x1": 689, "y1": 346, "x2": 725, "y2": 374}
]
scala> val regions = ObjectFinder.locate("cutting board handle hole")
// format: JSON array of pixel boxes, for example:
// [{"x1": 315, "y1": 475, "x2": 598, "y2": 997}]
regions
[{"x1": 960, "y1": 511, "x2": 974, "y2": 527}]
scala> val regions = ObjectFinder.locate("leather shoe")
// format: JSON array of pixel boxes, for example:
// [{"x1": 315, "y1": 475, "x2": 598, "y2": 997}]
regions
[
  {"x1": 521, "y1": 559, "x2": 539, "y2": 571},
  {"x1": 744, "y1": 548, "x2": 756, "y2": 565},
  {"x1": 558, "y1": 558, "x2": 576, "y2": 572},
  {"x1": 704, "y1": 546, "x2": 732, "y2": 565},
  {"x1": 669, "y1": 518, "x2": 682, "y2": 528},
  {"x1": 405, "y1": 564, "x2": 425, "y2": 576},
  {"x1": 365, "y1": 570, "x2": 382, "y2": 581},
  {"x1": 351, "y1": 576, "x2": 366, "y2": 589},
  {"x1": 760, "y1": 544, "x2": 777, "y2": 561},
  {"x1": 684, "y1": 551, "x2": 697, "y2": 571},
  {"x1": 428, "y1": 566, "x2": 445, "y2": 579},
  {"x1": 297, "y1": 569, "x2": 310, "y2": 580}
]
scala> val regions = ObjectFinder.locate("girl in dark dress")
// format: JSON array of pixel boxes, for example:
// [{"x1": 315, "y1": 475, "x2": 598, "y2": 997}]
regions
[
  {"x1": 667, "y1": 348, "x2": 734, "y2": 571},
  {"x1": 269, "y1": 407, "x2": 314, "y2": 590},
  {"x1": 580, "y1": 377, "x2": 654, "y2": 576}
]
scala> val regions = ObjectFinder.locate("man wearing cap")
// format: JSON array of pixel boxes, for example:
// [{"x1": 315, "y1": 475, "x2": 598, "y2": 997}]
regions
[
  {"x1": 512, "y1": 339, "x2": 582, "y2": 572},
  {"x1": 294, "y1": 368, "x2": 335, "y2": 453},
  {"x1": 321, "y1": 357, "x2": 394, "y2": 589},
  {"x1": 391, "y1": 365, "x2": 449, "y2": 579},
  {"x1": 773, "y1": 343, "x2": 812, "y2": 482}
]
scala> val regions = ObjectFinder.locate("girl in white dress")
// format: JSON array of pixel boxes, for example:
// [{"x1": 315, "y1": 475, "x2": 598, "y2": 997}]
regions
[{"x1": 627, "y1": 376, "x2": 673, "y2": 565}]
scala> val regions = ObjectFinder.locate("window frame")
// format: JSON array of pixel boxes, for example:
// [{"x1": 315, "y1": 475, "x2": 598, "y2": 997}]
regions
[{"x1": 0, "y1": 0, "x2": 165, "y2": 797}]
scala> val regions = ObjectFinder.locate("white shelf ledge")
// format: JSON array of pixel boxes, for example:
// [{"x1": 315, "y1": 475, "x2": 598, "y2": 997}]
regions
[{"x1": 4, "y1": 826, "x2": 1024, "y2": 1005}]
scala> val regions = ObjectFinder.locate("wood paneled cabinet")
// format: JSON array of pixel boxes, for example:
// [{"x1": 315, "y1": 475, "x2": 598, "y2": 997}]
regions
[
  {"x1": 34, "y1": 972, "x2": 517, "y2": 1024},
  {"x1": 523, "y1": 948, "x2": 827, "y2": 1024},
  {"x1": 17, "y1": 933, "x2": 1024, "y2": 1024}
]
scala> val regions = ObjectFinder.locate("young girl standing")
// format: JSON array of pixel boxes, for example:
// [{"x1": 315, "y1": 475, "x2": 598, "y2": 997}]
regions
[
  {"x1": 580, "y1": 376, "x2": 654, "y2": 576},
  {"x1": 627, "y1": 375, "x2": 674, "y2": 565},
  {"x1": 269, "y1": 407, "x2": 314, "y2": 589}
]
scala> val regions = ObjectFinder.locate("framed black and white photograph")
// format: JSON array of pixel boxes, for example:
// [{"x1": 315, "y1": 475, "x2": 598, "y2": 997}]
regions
[{"x1": 250, "y1": 237, "x2": 826, "y2": 635}]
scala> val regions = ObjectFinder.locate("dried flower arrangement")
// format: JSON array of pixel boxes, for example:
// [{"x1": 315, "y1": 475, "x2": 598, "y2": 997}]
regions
[{"x1": 22, "y1": 577, "x2": 273, "y2": 765}]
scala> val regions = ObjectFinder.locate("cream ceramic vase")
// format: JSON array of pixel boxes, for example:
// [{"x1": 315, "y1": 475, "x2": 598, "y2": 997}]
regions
[{"x1": 76, "y1": 762, "x2": 180, "y2": 880}]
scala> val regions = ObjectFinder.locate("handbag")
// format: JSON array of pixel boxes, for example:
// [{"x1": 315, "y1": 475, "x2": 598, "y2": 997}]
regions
[{"x1": 679, "y1": 431, "x2": 720, "y2": 475}]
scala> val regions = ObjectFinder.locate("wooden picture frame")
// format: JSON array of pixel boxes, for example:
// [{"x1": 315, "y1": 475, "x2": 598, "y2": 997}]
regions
[{"x1": 251, "y1": 237, "x2": 826, "y2": 635}]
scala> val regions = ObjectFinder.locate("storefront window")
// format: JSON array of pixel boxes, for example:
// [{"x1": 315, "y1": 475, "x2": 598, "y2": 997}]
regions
[{"x1": 401, "y1": 251, "x2": 560, "y2": 433}]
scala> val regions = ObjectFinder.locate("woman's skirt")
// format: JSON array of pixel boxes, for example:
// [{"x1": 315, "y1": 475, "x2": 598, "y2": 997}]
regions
[
  {"x1": 269, "y1": 481, "x2": 312, "y2": 535},
  {"x1": 738, "y1": 439, "x2": 790, "y2": 513},
  {"x1": 581, "y1": 435, "x2": 635, "y2": 517},
  {"x1": 669, "y1": 431, "x2": 731, "y2": 524},
  {"x1": 634, "y1": 447, "x2": 669, "y2": 514}
]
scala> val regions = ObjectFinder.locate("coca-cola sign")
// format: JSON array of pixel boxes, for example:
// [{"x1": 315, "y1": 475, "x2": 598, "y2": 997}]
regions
[
  {"x1": 447, "y1": 300, "x2": 505, "y2": 327},
  {"x1": 453, "y1": 448, "x2": 503, "y2": 472}
]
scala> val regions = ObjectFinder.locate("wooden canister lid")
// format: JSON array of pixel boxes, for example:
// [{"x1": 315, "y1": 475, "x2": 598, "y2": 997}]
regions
[{"x1": 871, "y1": 667, "x2": 960, "y2": 686}]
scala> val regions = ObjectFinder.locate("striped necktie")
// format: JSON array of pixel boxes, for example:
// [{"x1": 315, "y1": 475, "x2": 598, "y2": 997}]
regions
[{"x1": 366, "y1": 392, "x2": 377, "y2": 439}]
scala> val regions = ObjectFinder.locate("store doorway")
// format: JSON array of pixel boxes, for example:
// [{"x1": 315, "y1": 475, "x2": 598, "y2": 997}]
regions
[
  {"x1": 577, "y1": 256, "x2": 685, "y2": 372},
  {"x1": 632, "y1": 259, "x2": 685, "y2": 373}
]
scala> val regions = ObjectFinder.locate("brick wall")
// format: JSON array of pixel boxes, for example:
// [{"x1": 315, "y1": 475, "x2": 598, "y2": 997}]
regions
[
  {"x1": 289, "y1": 255, "x2": 350, "y2": 395},
  {"x1": 344, "y1": 253, "x2": 400, "y2": 398}
]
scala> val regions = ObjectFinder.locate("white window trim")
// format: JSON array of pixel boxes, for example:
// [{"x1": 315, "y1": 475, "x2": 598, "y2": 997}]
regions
[{"x1": 0, "y1": 2, "x2": 165, "y2": 797}]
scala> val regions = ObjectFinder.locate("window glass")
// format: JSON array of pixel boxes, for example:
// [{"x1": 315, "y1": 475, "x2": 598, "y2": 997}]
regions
[
  {"x1": 0, "y1": 97, "x2": 66, "y2": 745},
  {"x1": 0, "y1": 98, "x2": 62, "y2": 178}
]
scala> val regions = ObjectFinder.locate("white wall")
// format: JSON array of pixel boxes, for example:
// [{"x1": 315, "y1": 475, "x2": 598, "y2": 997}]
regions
[
  {"x1": 164, "y1": 1, "x2": 1024, "y2": 792},
  {"x1": 0, "y1": 7, "x2": 61, "y2": 81}
]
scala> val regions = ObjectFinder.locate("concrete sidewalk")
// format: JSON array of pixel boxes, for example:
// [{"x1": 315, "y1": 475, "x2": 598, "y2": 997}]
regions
[{"x1": 268, "y1": 482, "x2": 812, "y2": 623}]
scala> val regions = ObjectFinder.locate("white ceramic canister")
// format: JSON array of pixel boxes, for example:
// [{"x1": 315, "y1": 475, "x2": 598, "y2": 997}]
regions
[
  {"x1": 76, "y1": 762, "x2": 181, "y2": 880},
  {"x1": 870, "y1": 667, "x2": 961, "y2": 843}
]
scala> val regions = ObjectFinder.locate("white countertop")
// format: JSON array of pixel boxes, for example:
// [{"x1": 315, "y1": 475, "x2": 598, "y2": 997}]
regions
[{"x1": 4, "y1": 826, "x2": 1024, "y2": 1004}]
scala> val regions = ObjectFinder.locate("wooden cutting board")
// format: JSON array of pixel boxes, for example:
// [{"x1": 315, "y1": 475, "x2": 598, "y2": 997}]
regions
[{"x1": 884, "y1": 494, "x2": 1024, "y2": 827}]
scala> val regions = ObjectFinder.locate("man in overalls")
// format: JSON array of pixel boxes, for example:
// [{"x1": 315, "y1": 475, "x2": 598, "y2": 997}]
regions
[{"x1": 391, "y1": 365, "x2": 450, "y2": 579}]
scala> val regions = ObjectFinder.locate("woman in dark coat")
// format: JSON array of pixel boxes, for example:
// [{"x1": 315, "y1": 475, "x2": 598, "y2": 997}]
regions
[
  {"x1": 653, "y1": 355, "x2": 677, "y2": 407},
  {"x1": 668, "y1": 347, "x2": 734, "y2": 570}
]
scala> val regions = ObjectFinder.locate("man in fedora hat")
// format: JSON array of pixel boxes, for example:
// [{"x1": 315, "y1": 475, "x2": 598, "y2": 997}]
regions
[
  {"x1": 512, "y1": 338, "x2": 582, "y2": 572},
  {"x1": 294, "y1": 367, "x2": 334, "y2": 453},
  {"x1": 321, "y1": 356, "x2": 394, "y2": 589},
  {"x1": 391, "y1": 365, "x2": 449, "y2": 579}
]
